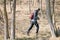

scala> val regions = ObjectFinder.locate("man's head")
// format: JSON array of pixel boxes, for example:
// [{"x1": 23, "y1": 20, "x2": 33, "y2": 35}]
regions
[{"x1": 37, "y1": 8, "x2": 40, "y2": 11}]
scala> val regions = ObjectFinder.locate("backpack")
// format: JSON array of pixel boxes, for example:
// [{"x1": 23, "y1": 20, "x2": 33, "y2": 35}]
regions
[{"x1": 29, "y1": 13, "x2": 34, "y2": 19}]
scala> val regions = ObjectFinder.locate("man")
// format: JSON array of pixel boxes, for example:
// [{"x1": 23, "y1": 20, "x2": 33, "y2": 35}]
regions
[{"x1": 27, "y1": 8, "x2": 40, "y2": 36}]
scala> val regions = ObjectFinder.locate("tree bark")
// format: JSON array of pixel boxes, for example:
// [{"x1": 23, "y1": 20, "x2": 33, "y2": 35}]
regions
[
  {"x1": 4, "y1": 0, "x2": 9, "y2": 40},
  {"x1": 51, "y1": 0, "x2": 56, "y2": 31},
  {"x1": 45, "y1": 0, "x2": 56, "y2": 37},
  {"x1": 10, "y1": 0, "x2": 16, "y2": 40},
  {"x1": 50, "y1": 0, "x2": 55, "y2": 24}
]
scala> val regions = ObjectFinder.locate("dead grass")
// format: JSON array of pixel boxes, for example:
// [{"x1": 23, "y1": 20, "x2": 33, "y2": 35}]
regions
[{"x1": 0, "y1": 0, "x2": 60, "y2": 40}]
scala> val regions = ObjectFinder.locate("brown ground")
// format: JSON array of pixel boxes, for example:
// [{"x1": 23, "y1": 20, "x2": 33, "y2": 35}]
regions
[{"x1": 0, "y1": 0, "x2": 60, "y2": 40}]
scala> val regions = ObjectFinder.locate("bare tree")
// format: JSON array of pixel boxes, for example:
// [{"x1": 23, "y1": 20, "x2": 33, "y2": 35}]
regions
[
  {"x1": 51, "y1": 0, "x2": 56, "y2": 32},
  {"x1": 40, "y1": 0, "x2": 42, "y2": 15},
  {"x1": 50, "y1": 0, "x2": 57, "y2": 36},
  {"x1": 29, "y1": 0, "x2": 31, "y2": 14},
  {"x1": 4, "y1": 0, "x2": 9, "y2": 40},
  {"x1": 50, "y1": 0, "x2": 55, "y2": 14},
  {"x1": 10, "y1": 0, "x2": 16, "y2": 40},
  {"x1": 37, "y1": 0, "x2": 43, "y2": 17},
  {"x1": 45, "y1": 0, "x2": 56, "y2": 37},
  {"x1": 50, "y1": 0, "x2": 55, "y2": 28},
  {"x1": 51, "y1": 0, "x2": 60, "y2": 37},
  {"x1": 37, "y1": 0, "x2": 40, "y2": 7}
]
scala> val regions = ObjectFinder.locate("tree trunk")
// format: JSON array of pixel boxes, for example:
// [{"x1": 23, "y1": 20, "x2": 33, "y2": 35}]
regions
[
  {"x1": 38, "y1": 0, "x2": 43, "y2": 17},
  {"x1": 53, "y1": 0, "x2": 56, "y2": 32},
  {"x1": 50, "y1": 0, "x2": 56, "y2": 30},
  {"x1": 50, "y1": 0, "x2": 57, "y2": 35},
  {"x1": 4, "y1": 0, "x2": 9, "y2": 40},
  {"x1": 37, "y1": 0, "x2": 40, "y2": 8},
  {"x1": 45, "y1": 0, "x2": 56, "y2": 37},
  {"x1": 10, "y1": 0, "x2": 16, "y2": 40},
  {"x1": 52, "y1": 0, "x2": 55, "y2": 14},
  {"x1": 40, "y1": 0, "x2": 43, "y2": 16},
  {"x1": 29, "y1": 0, "x2": 31, "y2": 14}
]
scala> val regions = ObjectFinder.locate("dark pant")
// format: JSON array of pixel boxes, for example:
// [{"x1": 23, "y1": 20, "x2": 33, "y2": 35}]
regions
[{"x1": 27, "y1": 21, "x2": 39, "y2": 33}]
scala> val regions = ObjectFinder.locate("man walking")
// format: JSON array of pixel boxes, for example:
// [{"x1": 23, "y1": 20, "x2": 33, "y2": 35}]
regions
[{"x1": 27, "y1": 8, "x2": 40, "y2": 36}]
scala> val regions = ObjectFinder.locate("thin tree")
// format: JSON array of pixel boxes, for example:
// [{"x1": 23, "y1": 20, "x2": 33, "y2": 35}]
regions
[
  {"x1": 45, "y1": 0, "x2": 56, "y2": 37},
  {"x1": 37, "y1": 0, "x2": 43, "y2": 18},
  {"x1": 51, "y1": 0, "x2": 60, "y2": 37},
  {"x1": 40, "y1": 0, "x2": 42, "y2": 16},
  {"x1": 29, "y1": 0, "x2": 31, "y2": 14},
  {"x1": 50, "y1": 0, "x2": 55, "y2": 26},
  {"x1": 51, "y1": 0, "x2": 56, "y2": 31},
  {"x1": 10, "y1": 0, "x2": 16, "y2": 40},
  {"x1": 50, "y1": 0, "x2": 58, "y2": 36},
  {"x1": 50, "y1": 0, "x2": 55, "y2": 14},
  {"x1": 37, "y1": 0, "x2": 40, "y2": 8},
  {"x1": 4, "y1": 0, "x2": 9, "y2": 40}
]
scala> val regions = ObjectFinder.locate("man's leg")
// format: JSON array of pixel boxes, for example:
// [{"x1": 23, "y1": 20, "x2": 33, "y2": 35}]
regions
[
  {"x1": 27, "y1": 22, "x2": 34, "y2": 35},
  {"x1": 35, "y1": 21, "x2": 39, "y2": 35}
]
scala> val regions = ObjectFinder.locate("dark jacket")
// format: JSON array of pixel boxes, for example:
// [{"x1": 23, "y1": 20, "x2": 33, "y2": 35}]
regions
[{"x1": 33, "y1": 10, "x2": 39, "y2": 21}]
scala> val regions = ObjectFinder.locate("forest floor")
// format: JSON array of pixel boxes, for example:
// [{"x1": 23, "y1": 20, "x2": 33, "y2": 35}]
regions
[{"x1": 0, "y1": 0, "x2": 60, "y2": 40}]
